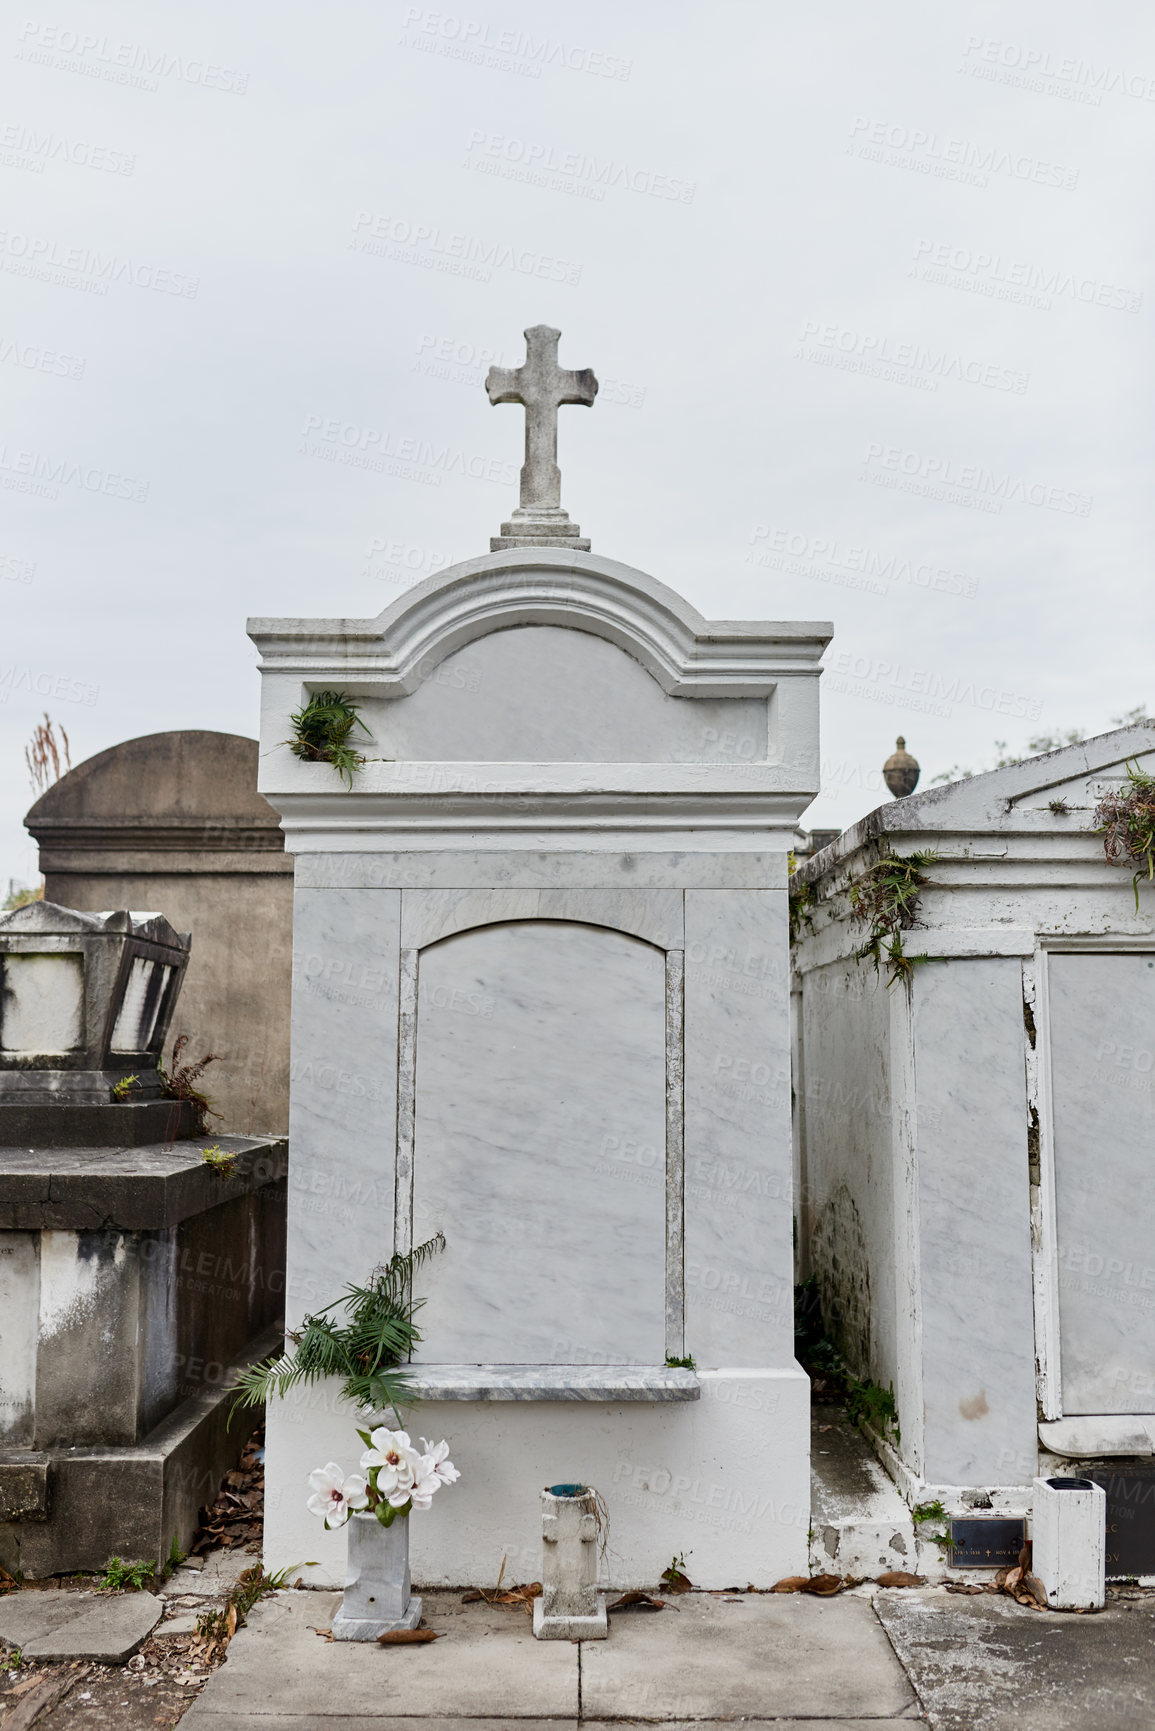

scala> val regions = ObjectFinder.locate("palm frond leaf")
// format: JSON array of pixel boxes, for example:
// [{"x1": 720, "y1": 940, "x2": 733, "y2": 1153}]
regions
[{"x1": 228, "y1": 1234, "x2": 444, "y2": 1421}]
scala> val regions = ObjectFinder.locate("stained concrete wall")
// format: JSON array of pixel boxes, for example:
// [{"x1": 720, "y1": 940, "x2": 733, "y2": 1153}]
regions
[{"x1": 25, "y1": 732, "x2": 292, "y2": 1134}]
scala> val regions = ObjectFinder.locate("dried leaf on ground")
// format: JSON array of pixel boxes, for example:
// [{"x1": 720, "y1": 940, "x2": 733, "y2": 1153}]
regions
[
  {"x1": 945, "y1": 1583, "x2": 983, "y2": 1595},
  {"x1": 461, "y1": 1570, "x2": 541, "y2": 1615},
  {"x1": 659, "y1": 1565, "x2": 693, "y2": 1594},
  {"x1": 377, "y1": 1628, "x2": 439, "y2": 1644},
  {"x1": 607, "y1": 1592, "x2": 667, "y2": 1612},
  {"x1": 876, "y1": 1571, "x2": 925, "y2": 1588},
  {"x1": 771, "y1": 1576, "x2": 811, "y2": 1592},
  {"x1": 994, "y1": 1543, "x2": 1048, "y2": 1609},
  {"x1": 799, "y1": 1574, "x2": 843, "y2": 1596}
]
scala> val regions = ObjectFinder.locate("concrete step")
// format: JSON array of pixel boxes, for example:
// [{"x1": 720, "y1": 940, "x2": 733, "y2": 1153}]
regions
[{"x1": 809, "y1": 1408, "x2": 924, "y2": 1578}]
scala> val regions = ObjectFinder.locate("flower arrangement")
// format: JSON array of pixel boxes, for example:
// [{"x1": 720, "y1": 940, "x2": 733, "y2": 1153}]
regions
[{"x1": 307, "y1": 1427, "x2": 459, "y2": 1530}]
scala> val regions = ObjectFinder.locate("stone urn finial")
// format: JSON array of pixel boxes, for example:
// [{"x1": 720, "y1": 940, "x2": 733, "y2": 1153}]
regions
[{"x1": 883, "y1": 736, "x2": 920, "y2": 799}]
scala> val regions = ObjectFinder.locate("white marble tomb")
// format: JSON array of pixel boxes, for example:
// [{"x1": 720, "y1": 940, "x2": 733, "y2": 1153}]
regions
[
  {"x1": 251, "y1": 545, "x2": 831, "y2": 1588},
  {"x1": 791, "y1": 723, "x2": 1155, "y2": 1535}
]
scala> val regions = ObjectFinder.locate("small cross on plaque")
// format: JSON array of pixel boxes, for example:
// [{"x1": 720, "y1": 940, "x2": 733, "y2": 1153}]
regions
[{"x1": 486, "y1": 325, "x2": 598, "y2": 551}]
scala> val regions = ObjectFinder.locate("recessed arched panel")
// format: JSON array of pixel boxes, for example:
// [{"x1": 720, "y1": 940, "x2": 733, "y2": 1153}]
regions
[
  {"x1": 411, "y1": 920, "x2": 668, "y2": 1364},
  {"x1": 365, "y1": 625, "x2": 768, "y2": 764}
]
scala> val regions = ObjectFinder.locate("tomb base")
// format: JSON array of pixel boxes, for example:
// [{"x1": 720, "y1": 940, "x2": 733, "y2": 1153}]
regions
[
  {"x1": 0, "y1": 1135, "x2": 286, "y2": 1577},
  {"x1": 264, "y1": 1367, "x2": 810, "y2": 1592}
]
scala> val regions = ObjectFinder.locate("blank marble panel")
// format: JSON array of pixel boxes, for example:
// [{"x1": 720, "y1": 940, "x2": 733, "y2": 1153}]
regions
[
  {"x1": 682, "y1": 890, "x2": 794, "y2": 1369},
  {"x1": 411, "y1": 920, "x2": 668, "y2": 1364},
  {"x1": 0, "y1": 953, "x2": 83, "y2": 1053},
  {"x1": 0, "y1": 1233, "x2": 38, "y2": 1444},
  {"x1": 366, "y1": 626, "x2": 768, "y2": 764},
  {"x1": 912, "y1": 959, "x2": 1036, "y2": 1485},
  {"x1": 1049, "y1": 953, "x2": 1155, "y2": 1415},
  {"x1": 286, "y1": 886, "x2": 400, "y2": 1328}
]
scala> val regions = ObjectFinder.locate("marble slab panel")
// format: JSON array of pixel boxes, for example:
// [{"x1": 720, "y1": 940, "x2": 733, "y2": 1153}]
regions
[
  {"x1": 295, "y1": 851, "x2": 787, "y2": 889},
  {"x1": 403, "y1": 1363, "x2": 700, "y2": 1400},
  {"x1": 362, "y1": 625, "x2": 769, "y2": 764},
  {"x1": 912, "y1": 958, "x2": 1037, "y2": 1484},
  {"x1": 411, "y1": 920, "x2": 668, "y2": 1365},
  {"x1": 0, "y1": 1231, "x2": 37, "y2": 1443},
  {"x1": 286, "y1": 886, "x2": 400, "y2": 1326},
  {"x1": 400, "y1": 888, "x2": 683, "y2": 952},
  {"x1": 1049, "y1": 952, "x2": 1155, "y2": 1415},
  {"x1": 682, "y1": 890, "x2": 794, "y2": 1368}
]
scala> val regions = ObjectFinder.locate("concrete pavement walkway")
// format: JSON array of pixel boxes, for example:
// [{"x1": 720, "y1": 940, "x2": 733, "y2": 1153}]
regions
[
  {"x1": 177, "y1": 1583, "x2": 1155, "y2": 1730},
  {"x1": 181, "y1": 1587, "x2": 920, "y2": 1727}
]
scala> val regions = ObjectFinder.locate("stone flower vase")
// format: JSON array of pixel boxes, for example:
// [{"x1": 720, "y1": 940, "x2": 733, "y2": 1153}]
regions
[{"x1": 332, "y1": 1511, "x2": 423, "y2": 1641}]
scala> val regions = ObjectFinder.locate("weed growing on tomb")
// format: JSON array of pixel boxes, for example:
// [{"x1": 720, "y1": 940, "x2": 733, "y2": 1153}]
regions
[
  {"x1": 911, "y1": 1500, "x2": 952, "y2": 1550},
  {"x1": 287, "y1": 689, "x2": 371, "y2": 787},
  {"x1": 848, "y1": 848, "x2": 936, "y2": 988},
  {"x1": 788, "y1": 852, "x2": 817, "y2": 944},
  {"x1": 99, "y1": 1556, "x2": 158, "y2": 1592},
  {"x1": 230, "y1": 1234, "x2": 446, "y2": 1418},
  {"x1": 845, "y1": 1376, "x2": 899, "y2": 1442},
  {"x1": 788, "y1": 877, "x2": 815, "y2": 944},
  {"x1": 1048, "y1": 799, "x2": 1070, "y2": 816},
  {"x1": 0, "y1": 1647, "x2": 21, "y2": 1672},
  {"x1": 201, "y1": 1143, "x2": 238, "y2": 1177},
  {"x1": 794, "y1": 1278, "x2": 900, "y2": 1443},
  {"x1": 110, "y1": 1073, "x2": 139, "y2": 1101},
  {"x1": 97, "y1": 1535, "x2": 186, "y2": 1594},
  {"x1": 1094, "y1": 760, "x2": 1155, "y2": 911},
  {"x1": 665, "y1": 1353, "x2": 696, "y2": 1371},
  {"x1": 158, "y1": 1033, "x2": 221, "y2": 1134}
]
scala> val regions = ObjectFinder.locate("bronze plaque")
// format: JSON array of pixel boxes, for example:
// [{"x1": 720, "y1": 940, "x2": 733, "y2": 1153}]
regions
[
  {"x1": 948, "y1": 1517, "x2": 1026, "y2": 1569},
  {"x1": 1088, "y1": 1471, "x2": 1155, "y2": 1578}
]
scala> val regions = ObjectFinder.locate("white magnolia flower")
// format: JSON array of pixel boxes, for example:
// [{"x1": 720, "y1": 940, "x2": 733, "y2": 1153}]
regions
[
  {"x1": 306, "y1": 1462, "x2": 369, "y2": 1529},
  {"x1": 360, "y1": 1427, "x2": 420, "y2": 1498},
  {"x1": 420, "y1": 1438, "x2": 460, "y2": 1486},
  {"x1": 407, "y1": 1461, "x2": 442, "y2": 1511}
]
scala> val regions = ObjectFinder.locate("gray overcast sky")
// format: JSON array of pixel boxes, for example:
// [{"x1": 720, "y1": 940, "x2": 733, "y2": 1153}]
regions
[{"x1": 2, "y1": 0, "x2": 1153, "y2": 883}]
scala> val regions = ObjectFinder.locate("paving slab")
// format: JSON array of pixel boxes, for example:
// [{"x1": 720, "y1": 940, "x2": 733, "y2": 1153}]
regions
[
  {"x1": 177, "y1": 1722, "x2": 919, "y2": 1730},
  {"x1": 153, "y1": 1612, "x2": 202, "y2": 1638},
  {"x1": 180, "y1": 1721, "x2": 578, "y2": 1731},
  {"x1": 180, "y1": 1590, "x2": 578, "y2": 1724},
  {"x1": 876, "y1": 1587, "x2": 1155, "y2": 1730},
  {"x1": 579, "y1": 1592, "x2": 918, "y2": 1720},
  {"x1": 0, "y1": 1588, "x2": 162, "y2": 1661}
]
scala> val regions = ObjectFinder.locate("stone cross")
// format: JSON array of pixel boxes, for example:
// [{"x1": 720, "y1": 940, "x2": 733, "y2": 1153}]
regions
[{"x1": 486, "y1": 325, "x2": 598, "y2": 552}]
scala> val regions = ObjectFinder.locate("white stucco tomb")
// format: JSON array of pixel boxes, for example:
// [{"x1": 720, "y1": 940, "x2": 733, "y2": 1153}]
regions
[
  {"x1": 792, "y1": 723, "x2": 1155, "y2": 1571},
  {"x1": 254, "y1": 326, "x2": 831, "y2": 1588}
]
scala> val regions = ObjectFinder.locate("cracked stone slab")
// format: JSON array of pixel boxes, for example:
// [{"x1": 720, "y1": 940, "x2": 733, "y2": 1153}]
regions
[
  {"x1": 0, "y1": 1589, "x2": 162, "y2": 1661},
  {"x1": 876, "y1": 1587, "x2": 1155, "y2": 1730},
  {"x1": 579, "y1": 1593, "x2": 917, "y2": 1720}
]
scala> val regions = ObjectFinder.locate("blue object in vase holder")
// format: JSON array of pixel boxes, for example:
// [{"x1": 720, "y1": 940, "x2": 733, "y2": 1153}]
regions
[{"x1": 547, "y1": 1483, "x2": 587, "y2": 1498}]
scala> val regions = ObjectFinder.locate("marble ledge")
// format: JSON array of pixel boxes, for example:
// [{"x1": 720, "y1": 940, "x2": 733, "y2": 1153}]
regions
[
  {"x1": 402, "y1": 1364, "x2": 700, "y2": 1401},
  {"x1": 1040, "y1": 1415, "x2": 1155, "y2": 1459}
]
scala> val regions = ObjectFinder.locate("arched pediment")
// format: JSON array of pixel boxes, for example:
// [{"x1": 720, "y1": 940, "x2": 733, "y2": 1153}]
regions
[{"x1": 248, "y1": 547, "x2": 830, "y2": 699}]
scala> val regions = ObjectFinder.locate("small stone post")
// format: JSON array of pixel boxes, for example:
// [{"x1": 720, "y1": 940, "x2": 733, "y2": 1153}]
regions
[
  {"x1": 1032, "y1": 1476, "x2": 1106, "y2": 1610},
  {"x1": 532, "y1": 1484, "x2": 608, "y2": 1639}
]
